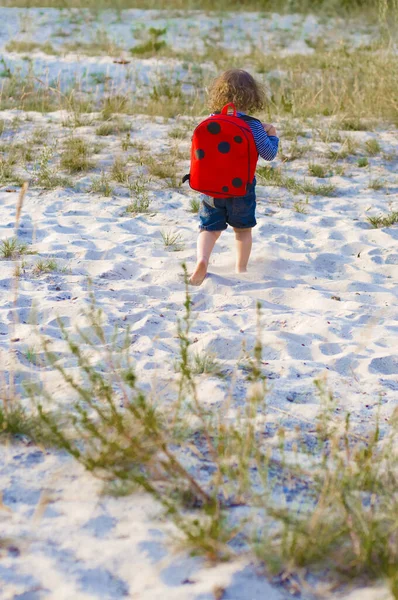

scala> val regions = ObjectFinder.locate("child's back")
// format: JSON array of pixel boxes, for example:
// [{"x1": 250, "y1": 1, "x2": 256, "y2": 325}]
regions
[{"x1": 188, "y1": 69, "x2": 279, "y2": 286}]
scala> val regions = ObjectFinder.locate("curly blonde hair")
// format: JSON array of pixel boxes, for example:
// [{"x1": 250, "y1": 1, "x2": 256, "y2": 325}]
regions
[{"x1": 208, "y1": 69, "x2": 266, "y2": 114}]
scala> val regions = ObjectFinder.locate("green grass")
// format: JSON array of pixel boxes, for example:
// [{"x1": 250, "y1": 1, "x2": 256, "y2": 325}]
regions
[
  {"x1": 308, "y1": 163, "x2": 329, "y2": 178},
  {"x1": 258, "y1": 166, "x2": 336, "y2": 196},
  {"x1": 131, "y1": 26, "x2": 170, "y2": 57},
  {"x1": 338, "y1": 116, "x2": 374, "y2": 131},
  {"x1": 280, "y1": 121, "x2": 306, "y2": 141},
  {"x1": 131, "y1": 39, "x2": 168, "y2": 56},
  {"x1": 33, "y1": 147, "x2": 71, "y2": 189},
  {"x1": 280, "y1": 141, "x2": 311, "y2": 162},
  {"x1": 0, "y1": 37, "x2": 397, "y2": 123},
  {"x1": 317, "y1": 128, "x2": 343, "y2": 143},
  {"x1": 60, "y1": 138, "x2": 95, "y2": 173},
  {"x1": 0, "y1": 238, "x2": 34, "y2": 259},
  {"x1": 90, "y1": 171, "x2": 115, "y2": 197},
  {"x1": 111, "y1": 156, "x2": 130, "y2": 184},
  {"x1": 140, "y1": 147, "x2": 183, "y2": 188},
  {"x1": 126, "y1": 176, "x2": 151, "y2": 213},
  {"x1": 23, "y1": 277, "x2": 398, "y2": 599},
  {"x1": 62, "y1": 31, "x2": 122, "y2": 56},
  {"x1": 33, "y1": 258, "x2": 58, "y2": 274},
  {"x1": 191, "y1": 352, "x2": 225, "y2": 377},
  {"x1": 365, "y1": 139, "x2": 382, "y2": 155},
  {"x1": 168, "y1": 127, "x2": 188, "y2": 140},
  {"x1": 368, "y1": 177, "x2": 385, "y2": 190},
  {"x1": 96, "y1": 120, "x2": 131, "y2": 136},
  {"x1": 367, "y1": 211, "x2": 398, "y2": 228},
  {"x1": 358, "y1": 157, "x2": 369, "y2": 168},
  {"x1": 327, "y1": 137, "x2": 359, "y2": 160},
  {"x1": 6, "y1": 40, "x2": 57, "y2": 55},
  {"x1": 189, "y1": 198, "x2": 200, "y2": 213},
  {"x1": 2, "y1": 0, "x2": 396, "y2": 20},
  {"x1": 0, "y1": 158, "x2": 25, "y2": 186},
  {"x1": 160, "y1": 230, "x2": 184, "y2": 251},
  {"x1": 293, "y1": 199, "x2": 308, "y2": 213}
]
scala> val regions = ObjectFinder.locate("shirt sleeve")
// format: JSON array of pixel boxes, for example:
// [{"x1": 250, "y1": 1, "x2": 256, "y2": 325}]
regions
[{"x1": 247, "y1": 119, "x2": 279, "y2": 161}]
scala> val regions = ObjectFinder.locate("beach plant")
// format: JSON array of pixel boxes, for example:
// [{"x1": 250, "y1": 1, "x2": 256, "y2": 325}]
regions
[
  {"x1": 16, "y1": 265, "x2": 398, "y2": 597},
  {"x1": 257, "y1": 166, "x2": 336, "y2": 196},
  {"x1": 33, "y1": 146, "x2": 70, "y2": 189},
  {"x1": 293, "y1": 200, "x2": 308, "y2": 213},
  {"x1": 0, "y1": 238, "x2": 33, "y2": 260},
  {"x1": 338, "y1": 117, "x2": 371, "y2": 131},
  {"x1": 5, "y1": 40, "x2": 57, "y2": 55},
  {"x1": 358, "y1": 157, "x2": 369, "y2": 168},
  {"x1": 101, "y1": 95, "x2": 130, "y2": 120},
  {"x1": 368, "y1": 177, "x2": 385, "y2": 190},
  {"x1": 111, "y1": 156, "x2": 130, "y2": 185},
  {"x1": 280, "y1": 140, "x2": 311, "y2": 162},
  {"x1": 121, "y1": 132, "x2": 132, "y2": 151},
  {"x1": 60, "y1": 137, "x2": 95, "y2": 173},
  {"x1": 317, "y1": 128, "x2": 342, "y2": 143},
  {"x1": 130, "y1": 26, "x2": 168, "y2": 57},
  {"x1": 190, "y1": 352, "x2": 225, "y2": 377},
  {"x1": 96, "y1": 119, "x2": 131, "y2": 136},
  {"x1": 189, "y1": 198, "x2": 200, "y2": 213},
  {"x1": 367, "y1": 211, "x2": 398, "y2": 228},
  {"x1": 33, "y1": 258, "x2": 58, "y2": 275},
  {"x1": 365, "y1": 139, "x2": 382, "y2": 155},
  {"x1": 63, "y1": 29, "x2": 122, "y2": 56},
  {"x1": 140, "y1": 147, "x2": 183, "y2": 188},
  {"x1": 0, "y1": 156, "x2": 25, "y2": 186},
  {"x1": 327, "y1": 137, "x2": 359, "y2": 160},
  {"x1": 26, "y1": 288, "x2": 215, "y2": 514},
  {"x1": 168, "y1": 126, "x2": 187, "y2": 140},
  {"x1": 308, "y1": 163, "x2": 329, "y2": 178},
  {"x1": 126, "y1": 175, "x2": 151, "y2": 214},
  {"x1": 90, "y1": 171, "x2": 114, "y2": 197},
  {"x1": 160, "y1": 230, "x2": 184, "y2": 251},
  {"x1": 280, "y1": 121, "x2": 306, "y2": 141}
]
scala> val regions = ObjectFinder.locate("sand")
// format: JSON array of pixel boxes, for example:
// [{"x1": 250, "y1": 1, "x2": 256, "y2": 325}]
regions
[{"x1": 0, "y1": 7, "x2": 397, "y2": 600}]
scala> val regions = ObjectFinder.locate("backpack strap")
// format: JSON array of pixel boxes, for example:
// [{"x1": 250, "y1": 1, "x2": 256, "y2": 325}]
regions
[
  {"x1": 221, "y1": 103, "x2": 237, "y2": 116},
  {"x1": 239, "y1": 113, "x2": 262, "y2": 125}
]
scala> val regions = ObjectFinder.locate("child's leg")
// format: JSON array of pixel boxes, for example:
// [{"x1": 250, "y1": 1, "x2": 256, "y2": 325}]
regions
[
  {"x1": 189, "y1": 230, "x2": 222, "y2": 285},
  {"x1": 234, "y1": 228, "x2": 252, "y2": 273}
]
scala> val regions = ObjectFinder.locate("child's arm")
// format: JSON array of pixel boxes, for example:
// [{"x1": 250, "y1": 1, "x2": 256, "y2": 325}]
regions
[
  {"x1": 249, "y1": 120, "x2": 279, "y2": 161},
  {"x1": 239, "y1": 115, "x2": 279, "y2": 161},
  {"x1": 262, "y1": 123, "x2": 277, "y2": 137}
]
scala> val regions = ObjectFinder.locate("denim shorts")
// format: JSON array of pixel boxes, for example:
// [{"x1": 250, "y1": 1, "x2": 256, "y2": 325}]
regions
[{"x1": 199, "y1": 186, "x2": 257, "y2": 231}]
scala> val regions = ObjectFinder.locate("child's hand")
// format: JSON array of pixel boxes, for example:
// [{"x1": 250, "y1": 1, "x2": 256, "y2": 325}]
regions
[{"x1": 263, "y1": 123, "x2": 277, "y2": 137}]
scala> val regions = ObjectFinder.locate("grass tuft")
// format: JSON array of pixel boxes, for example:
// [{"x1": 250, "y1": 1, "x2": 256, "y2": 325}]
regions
[
  {"x1": 367, "y1": 211, "x2": 398, "y2": 228},
  {"x1": 161, "y1": 230, "x2": 184, "y2": 251},
  {"x1": 90, "y1": 171, "x2": 114, "y2": 197},
  {"x1": 258, "y1": 166, "x2": 336, "y2": 196},
  {"x1": 0, "y1": 238, "x2": 34, "y2": 259},
  {"x1": 189, "y1": 198, "x2": 200, "y2": 213},
  {"x1": 60, "y1": 138, "x2": 95, "y2": 173},
  {"x1": 358, "y1": 157, "x2": 369, "y2": 168},
  {"x1": 33, "y1": 259, "x2": 58, "y2": 275},
  {"x1": 365, "y1": 139, "x2": 382, "y2": 155},
  {"x1": 308, "y1": 163, "x2": 329, "y2": 178},
  {"x1": 126, "y1": 176, "x2": 151, "y2": 214}
]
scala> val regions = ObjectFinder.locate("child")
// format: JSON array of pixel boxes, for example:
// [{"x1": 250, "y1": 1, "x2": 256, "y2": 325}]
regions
[{"x1": 189, "y1": 69, "x2": 279, "y2": 286}]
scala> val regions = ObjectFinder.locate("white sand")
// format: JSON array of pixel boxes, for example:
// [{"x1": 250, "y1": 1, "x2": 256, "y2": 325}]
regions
[{"x1": 0, "y1": 7, "x2": 397, "y2": 600}]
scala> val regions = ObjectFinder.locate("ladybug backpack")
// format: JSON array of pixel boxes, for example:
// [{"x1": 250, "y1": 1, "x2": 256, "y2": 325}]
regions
[{"x1": 183, "y1": 103, "x2": 259, "y2": 198}]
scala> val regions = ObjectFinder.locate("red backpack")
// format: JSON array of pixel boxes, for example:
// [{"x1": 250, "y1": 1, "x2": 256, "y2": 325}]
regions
[{"x1": 182, "y1": 103, "x2": 259, "y2": 198}]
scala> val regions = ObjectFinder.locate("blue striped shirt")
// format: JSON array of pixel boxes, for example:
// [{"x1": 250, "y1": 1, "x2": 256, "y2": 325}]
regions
[{"x1": 237, "y1": 112, "x2": 279, "y2": 161}]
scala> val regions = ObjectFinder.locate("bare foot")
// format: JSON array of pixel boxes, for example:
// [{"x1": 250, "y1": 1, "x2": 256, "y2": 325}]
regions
[
  {"x1": 236, "y1": 267, "x2": 248, "y2": 274},
  {"x1": 189, "y1": 260, "x2": 208, "y2": 286}
]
